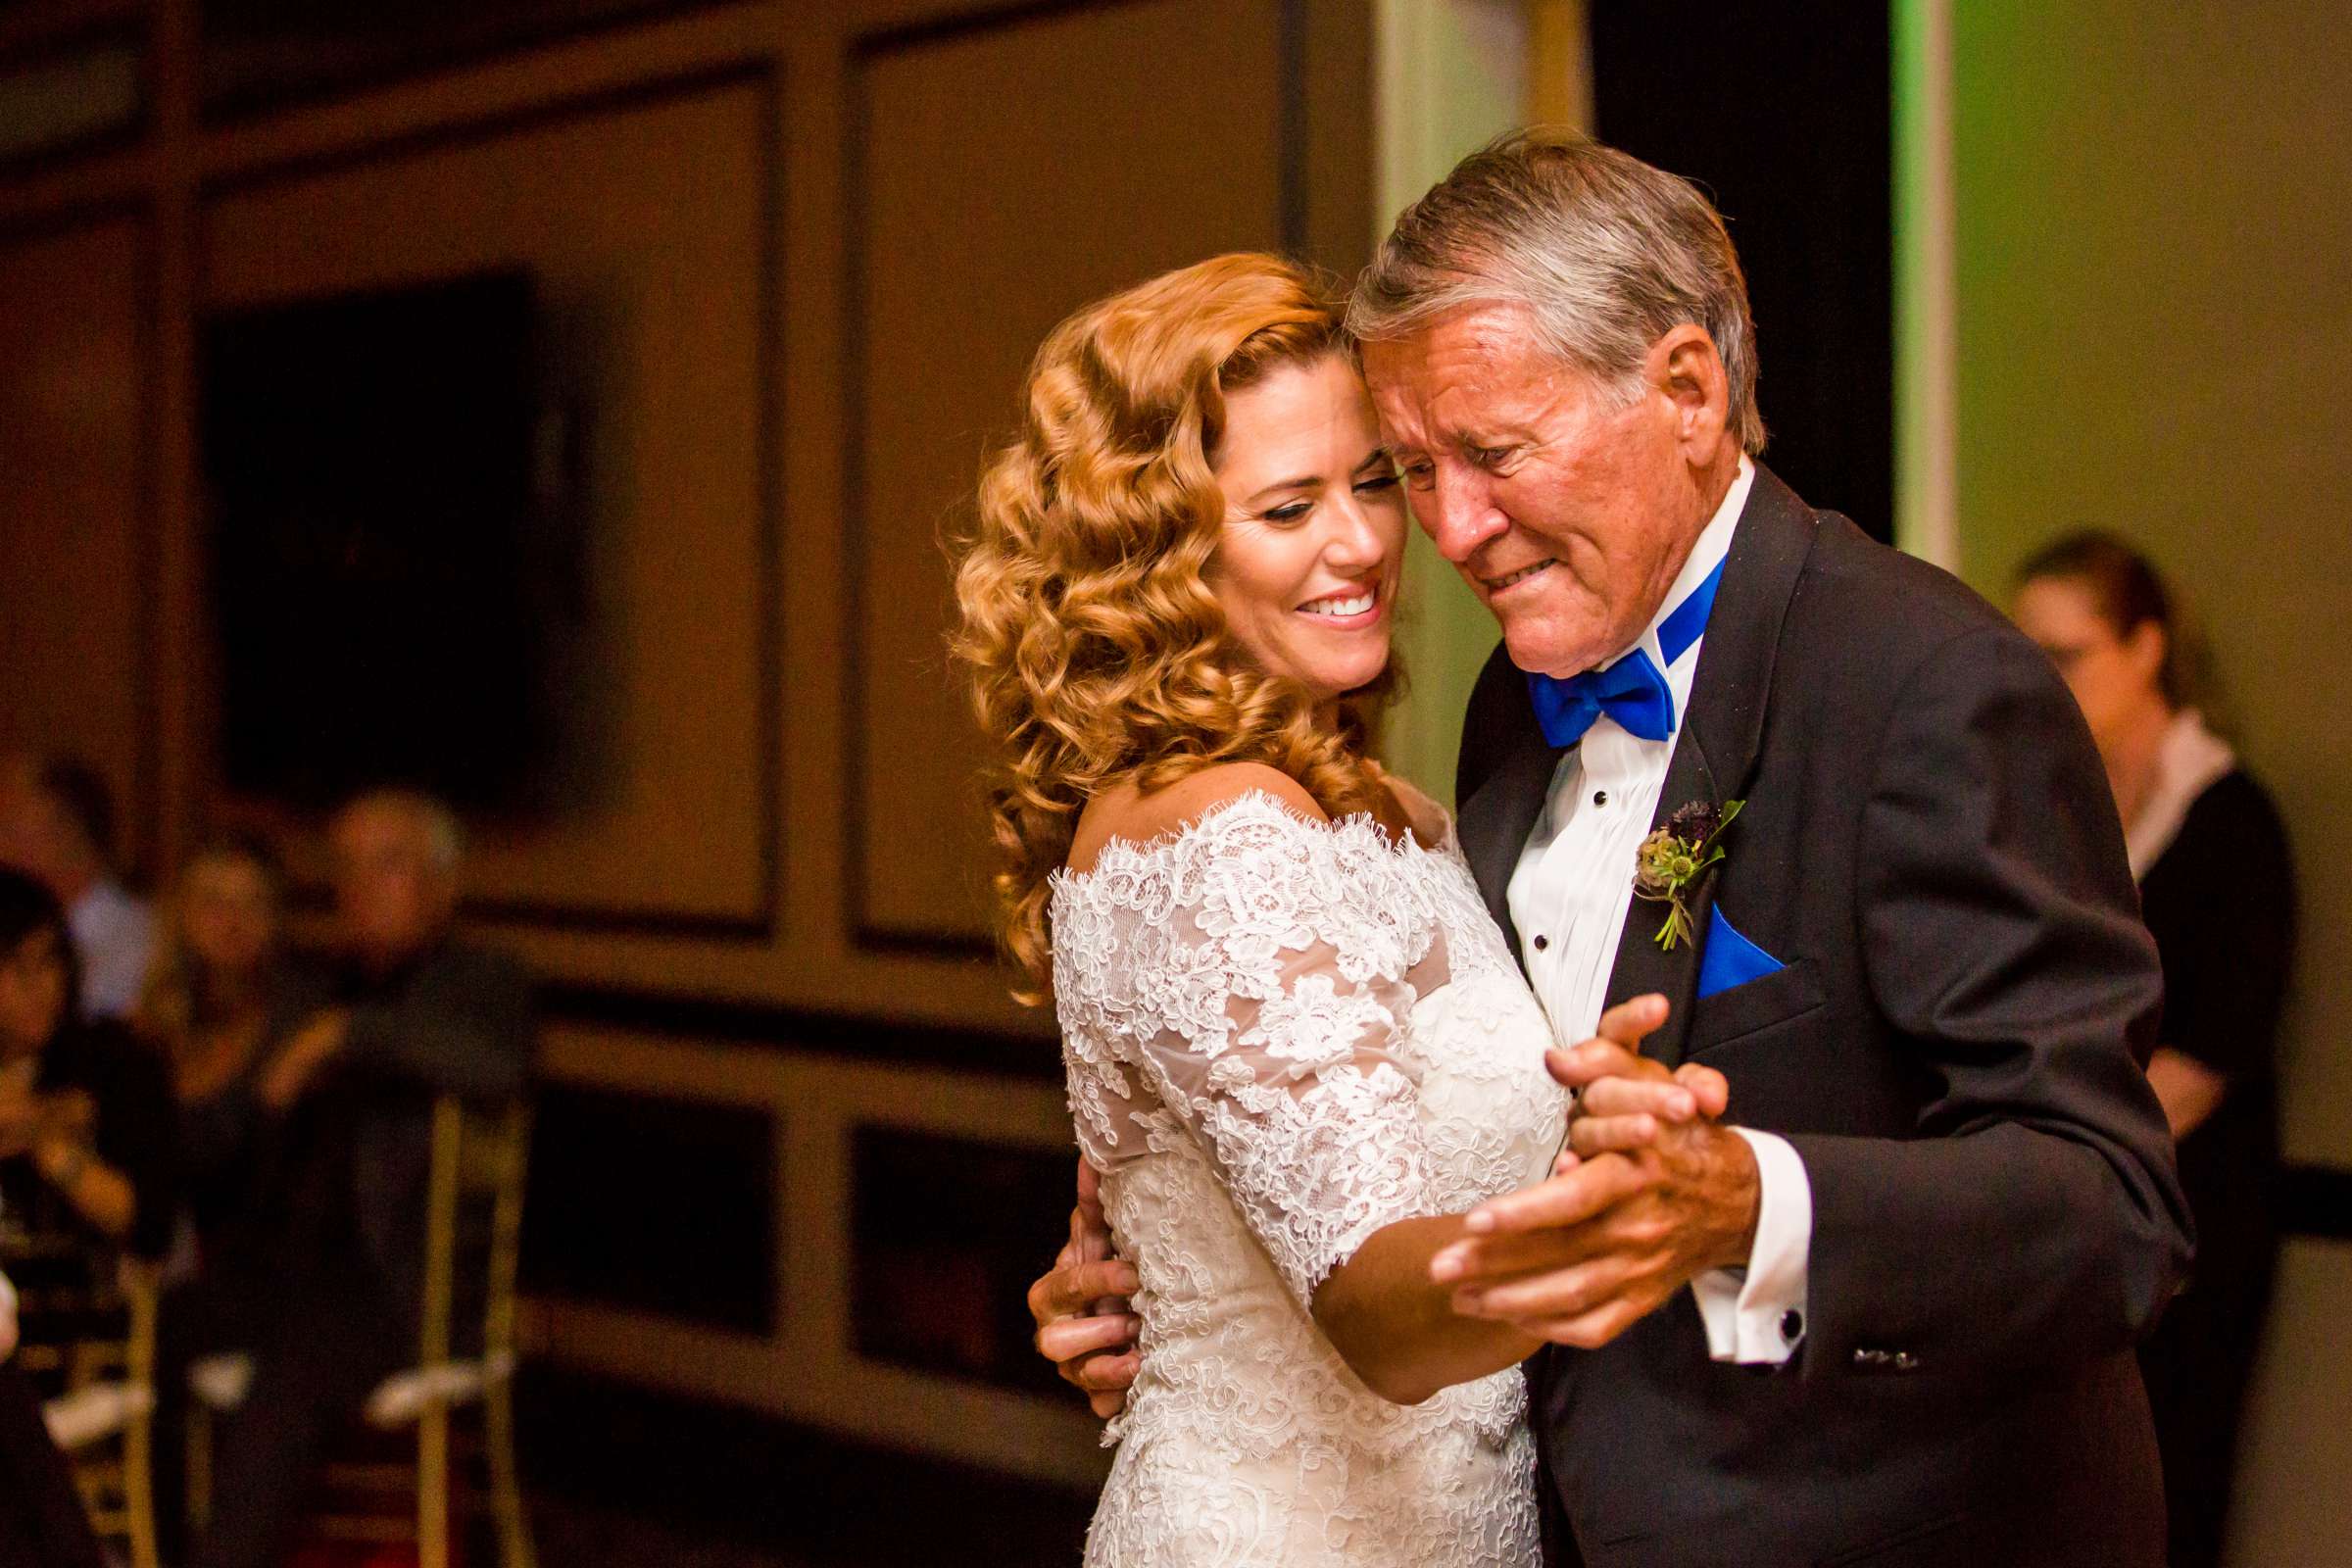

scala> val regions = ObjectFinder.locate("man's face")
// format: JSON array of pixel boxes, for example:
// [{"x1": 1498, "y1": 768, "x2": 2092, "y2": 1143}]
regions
[
  {"x1": 329, "y1": 803, "x2": 455, "y2": 967},
  {"x1": 1361, "y1": 305, "x2": 1712, "y2": 679}
]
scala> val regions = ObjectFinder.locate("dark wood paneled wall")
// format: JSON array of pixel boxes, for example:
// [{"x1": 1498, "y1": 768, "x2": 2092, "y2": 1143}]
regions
[
  {"x1": 0, "y1": 216, "x2": 153, "y2": 864},
  {"x1": 0, "y1": 0, "x2": 1376, "y2": 1481},
  {"x1": 848, "y1": 0, "x2": 1299, "y2": 954}
]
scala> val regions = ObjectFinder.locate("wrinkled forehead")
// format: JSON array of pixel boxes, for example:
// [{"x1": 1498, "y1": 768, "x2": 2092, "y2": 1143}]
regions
[{"x1": 1358, "y1": 309, "x2": 1572, "y2": 441}]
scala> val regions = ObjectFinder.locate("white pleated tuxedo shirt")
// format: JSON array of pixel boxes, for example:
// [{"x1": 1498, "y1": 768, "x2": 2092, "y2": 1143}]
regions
[{"x1": 1505, "y1": 458, "x2": 1810, "y2": 1364}]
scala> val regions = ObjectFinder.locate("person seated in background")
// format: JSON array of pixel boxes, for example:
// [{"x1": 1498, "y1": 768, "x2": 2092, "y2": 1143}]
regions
[
  {"x1": 189, "y1": 788, "x2": 534, "y2": 1568},
  {"x1": 0, "y1": 756, "x2": 157, "y2": 1021},
  {"x1": 134, "y1": 834, "x2": 328, "y2": 1552},
  {"x1": 0, "y1": 1265, "x2": 107, "y2": 1568},
  {"x1": 2013, "y1": 532, "x2": 2297, "y2": 1568},
  {"x1": 135, "y1": 834, "x2": 323, "y2": 1298},
  {"x1": 0, "y1": 868, "x2": 177, "y2": 1563},
  {"x1": 0, "y1": 866, "x2": 178, "y2": 1265}
]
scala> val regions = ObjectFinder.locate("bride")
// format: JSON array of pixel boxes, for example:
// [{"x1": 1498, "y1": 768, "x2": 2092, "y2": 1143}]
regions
[{"x1": 955, "y1": 254, "x2": 1670, "y2": 1566}]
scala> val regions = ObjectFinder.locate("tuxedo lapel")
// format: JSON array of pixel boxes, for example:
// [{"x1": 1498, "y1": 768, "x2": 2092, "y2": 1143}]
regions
[
  {"x1": 1454, "y1": 693, "x2": 1560, "y2": 967},
  {"x1": 1600, "y1": 726, "x2": 1720, "y2": 1067},
  {"x1": 1601, "y1": 466, "x2": 1817, "y2": 1068}
]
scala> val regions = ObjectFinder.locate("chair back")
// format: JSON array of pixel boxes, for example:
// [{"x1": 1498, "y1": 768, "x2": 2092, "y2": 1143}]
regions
[
  {"x1": 418, "y1": 1096, "x2": 533, "y2": 1373},
  {"x1": 9, "y1": 1243, "x2": 162, "y2": 1568}
]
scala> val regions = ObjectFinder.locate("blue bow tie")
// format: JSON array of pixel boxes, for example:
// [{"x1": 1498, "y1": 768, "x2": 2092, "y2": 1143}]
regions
[
  {"x1": 1530, "y1": 649, "x2": 1674, "y2": 745},
  {"x1": 1527, "y1": 556, "x2": 1727, "y2": 748}
]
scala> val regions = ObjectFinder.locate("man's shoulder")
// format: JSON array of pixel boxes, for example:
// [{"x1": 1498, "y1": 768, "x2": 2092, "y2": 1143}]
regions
[
  {"x1": 424, "y1": 938, "x2": 535, "y2": 1001},
  {"x1": 1798, "y1": 510, "x2": 2007, "y2": 640},
  {"x1": 1783, "y1": 507, "x2": 2037, "y2": 700}
]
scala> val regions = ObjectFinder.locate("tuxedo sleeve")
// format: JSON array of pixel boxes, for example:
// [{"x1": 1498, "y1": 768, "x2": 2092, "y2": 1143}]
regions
[{"x1": 1784, "y1": 623, "x2": 2191, "y2": 1382}]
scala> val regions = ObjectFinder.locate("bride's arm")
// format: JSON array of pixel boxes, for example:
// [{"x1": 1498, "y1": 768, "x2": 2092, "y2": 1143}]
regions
[
  {"x1": 1094, "y1": 763, "x2": 1550, "y2": 1406},
  {"x1": 1313, "y1": 1216, "x2": 1544, "y2": 1404}
]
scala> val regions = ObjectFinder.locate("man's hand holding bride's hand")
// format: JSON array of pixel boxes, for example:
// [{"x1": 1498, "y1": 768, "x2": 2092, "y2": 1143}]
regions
[
  {"x1": 1555, "y1": 999, "x2": 1730, "y2": 1162},
  {"x1": 1028, "y1": 1157, "x2": 1142, "y2": 1419},
  {"x1": 1427, "y1": 995, "x2": 1760, "y2": 1349}
]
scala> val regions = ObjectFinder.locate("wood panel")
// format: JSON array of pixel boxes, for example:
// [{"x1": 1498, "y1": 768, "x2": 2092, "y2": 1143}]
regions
[
  {"x1": 200, "y1": 74, "x2": 775, "y2": 932},
  {"x1": 845, "y1": 0, "x2": 1296, "y2": 953},
  {"x1": 0, "y1": 216, "x2": 150, "y2": 870},
  {"x1": 530, "y1": 1017, "x2": 1105, "y2": 1488},
  {"x1": 0, "y1": 0, "x2": 1382, "y2": 1494}
]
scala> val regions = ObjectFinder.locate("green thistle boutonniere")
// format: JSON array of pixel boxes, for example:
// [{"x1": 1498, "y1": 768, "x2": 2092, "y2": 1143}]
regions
[{"x1": 1633, "y1": 798, "x2": 1745, "y2": 952}]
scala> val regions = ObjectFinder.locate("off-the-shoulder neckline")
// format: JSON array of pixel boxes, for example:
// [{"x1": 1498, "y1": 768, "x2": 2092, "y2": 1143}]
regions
[{"x1": 1052, "y1": 787, "x2": 1454, "y2": 890}]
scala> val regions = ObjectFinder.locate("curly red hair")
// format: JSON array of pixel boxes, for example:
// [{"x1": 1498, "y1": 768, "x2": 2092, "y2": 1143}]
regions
[{"x1": 951, "y1": 254, "x2": 1395, "y2": 1000}]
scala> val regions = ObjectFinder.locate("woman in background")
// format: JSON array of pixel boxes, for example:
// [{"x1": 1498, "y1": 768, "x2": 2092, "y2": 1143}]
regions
[
  {"x1": 2013, "y1": 533, "x2": 2296, "y2": 1568},
  {"x1": 0, "y1": 867, "x2": 176, "y2": 1262},
  {"x1": 0, "y1": 866, "x2": 175, "y2": 1565},
  {"x1": 133, "y1": 835, "x2": 322, "y2": 1554},
  {"x1": 135, "y1": 834, "x2": 318, "y2": 1291}
]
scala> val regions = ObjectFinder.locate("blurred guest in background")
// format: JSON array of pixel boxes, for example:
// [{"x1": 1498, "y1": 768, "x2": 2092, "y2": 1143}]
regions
[
  {"x1": 0, "y1": 1265, "x2": 106, "y2": 1568},
  {"x1": 189, "y1": 789, "x2": 533, "y2": 1568},
  {"x1": 135, "y1": 833, "x2": 321, "y2": 1291},
  {"x1": 0, "y1": 867, "x2": 177, "y2": 1261},
  {"x1": 0, "y1": 868, "x2": 175, "y2": 1564},
  {"x1": 136, "y1": 835, "x2": 326, "y2": 1550},
  {"x1": 0, "y1": 755, "x2": 156, "y2": 1021},
  {"x1": 2014, "y1": 533, "x2": 2297, "y2": 1568}
]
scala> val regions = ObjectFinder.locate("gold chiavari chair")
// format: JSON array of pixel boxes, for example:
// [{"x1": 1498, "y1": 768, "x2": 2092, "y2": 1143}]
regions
[
  {"x1": 24, "y1": 1252, "x2": 164, "y2": 1568},
  {"x1": 188, "y1": 1095, "x2": 536, "y2": 1568}
]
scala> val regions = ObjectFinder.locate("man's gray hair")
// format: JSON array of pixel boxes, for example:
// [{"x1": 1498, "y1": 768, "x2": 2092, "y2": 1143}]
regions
[
  {"x1": 341, "y1": 788, "x2": 466, "y2": 872},
  {"x1": 1348, "y1": 130, "x2": 1766, "y2": 455}
]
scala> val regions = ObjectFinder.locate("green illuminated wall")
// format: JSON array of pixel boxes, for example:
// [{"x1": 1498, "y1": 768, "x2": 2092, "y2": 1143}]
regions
[
  {"x1": 1947, "y1": 0, "x2": 2351, "y2": 1164},
  {"x1": 1944, "y1": 8, "x2": 2352, "y2": 1561}
]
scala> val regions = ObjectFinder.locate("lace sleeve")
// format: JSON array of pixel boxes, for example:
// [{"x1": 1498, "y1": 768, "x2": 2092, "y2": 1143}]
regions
[{"x1": 1116, "y1": 797, "x2": 1449, "y2": 1308}]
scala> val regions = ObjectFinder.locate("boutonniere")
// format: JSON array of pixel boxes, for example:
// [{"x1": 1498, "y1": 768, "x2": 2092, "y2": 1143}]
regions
[{"x1": 1633, "y1": 798, "x2": 1745, "y2": 952}]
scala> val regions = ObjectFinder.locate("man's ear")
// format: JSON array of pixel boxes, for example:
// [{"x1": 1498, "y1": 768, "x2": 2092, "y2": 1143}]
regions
[{"x1": 1648, "y1": 325, "x2": 1729, "y2": 458}]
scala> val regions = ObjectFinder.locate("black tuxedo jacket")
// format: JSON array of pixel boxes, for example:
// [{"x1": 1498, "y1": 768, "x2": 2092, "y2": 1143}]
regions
[{"x1": 1455, "y1": 467, "x2": 2191, "y2": 1568}]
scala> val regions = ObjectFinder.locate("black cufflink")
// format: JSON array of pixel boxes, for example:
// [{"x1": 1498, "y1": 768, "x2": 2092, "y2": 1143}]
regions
[{"x1": 1780, "y1": 1308, "x2": 1803, "y2": 1344}]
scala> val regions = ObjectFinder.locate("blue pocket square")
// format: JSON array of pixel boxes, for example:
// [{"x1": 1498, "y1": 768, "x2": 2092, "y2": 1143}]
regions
[{"x1": 1696, "y1": 907, "x2": 1786, "y2": 1000}]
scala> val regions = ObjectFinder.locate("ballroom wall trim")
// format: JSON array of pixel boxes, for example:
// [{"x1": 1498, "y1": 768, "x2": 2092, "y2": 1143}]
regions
[
  {"x1": 0, "y1": 0, "x2": 1385, "y2": 1485},
  {"x1": 198, "y1": 61, "x2": 786, "y2": 938},
  {"x1": 836, "y1": 0, "x2": 1338, "y2": 958}
]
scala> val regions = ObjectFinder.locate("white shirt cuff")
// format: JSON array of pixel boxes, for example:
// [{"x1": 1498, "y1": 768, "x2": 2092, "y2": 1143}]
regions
[{"x1": 1690, "y1": 1128, "x2": 1811, "y2": 1365}]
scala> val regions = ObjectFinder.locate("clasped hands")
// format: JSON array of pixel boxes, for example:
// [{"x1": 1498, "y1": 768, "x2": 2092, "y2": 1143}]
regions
[
  {"x1": 1431, "y1": 994, "x2": 1762, "y2": 1349},
  {"x1": 1028, "y1": 995, "x2": 1763, "y2": 1414}
]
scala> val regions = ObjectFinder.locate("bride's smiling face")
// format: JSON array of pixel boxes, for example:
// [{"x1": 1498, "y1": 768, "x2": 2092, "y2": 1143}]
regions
[{"x1": 1206, "y1": 353, "x2": 1408, "y2": 703}]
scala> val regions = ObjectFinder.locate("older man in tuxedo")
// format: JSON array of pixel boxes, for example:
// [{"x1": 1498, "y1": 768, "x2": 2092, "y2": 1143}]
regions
[{"x1": 1032, "y1": 133, "x2": 2189, "y2": 1567}]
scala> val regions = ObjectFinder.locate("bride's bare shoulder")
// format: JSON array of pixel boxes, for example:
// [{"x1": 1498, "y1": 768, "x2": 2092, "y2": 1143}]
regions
[{"x1": 1066, "y1": 763, "x2": 1326, "y2": 875}]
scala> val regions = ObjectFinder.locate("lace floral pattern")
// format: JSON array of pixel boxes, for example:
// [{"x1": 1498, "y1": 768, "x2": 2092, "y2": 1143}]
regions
[{"x1": 1049, "y1": 793, "x2": 1565, "y2": 1567}]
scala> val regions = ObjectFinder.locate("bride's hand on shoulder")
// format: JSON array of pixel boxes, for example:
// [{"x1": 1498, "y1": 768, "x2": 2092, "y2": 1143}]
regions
[{"x1": 1028, "y1": 1156, "x2": 1142, "y2": 1420}]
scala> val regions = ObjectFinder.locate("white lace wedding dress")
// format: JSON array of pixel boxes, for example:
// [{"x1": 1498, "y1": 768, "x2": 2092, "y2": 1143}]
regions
[{"x1": 1050, "y1": 791, "x2": 1566, "y2": 1567}]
